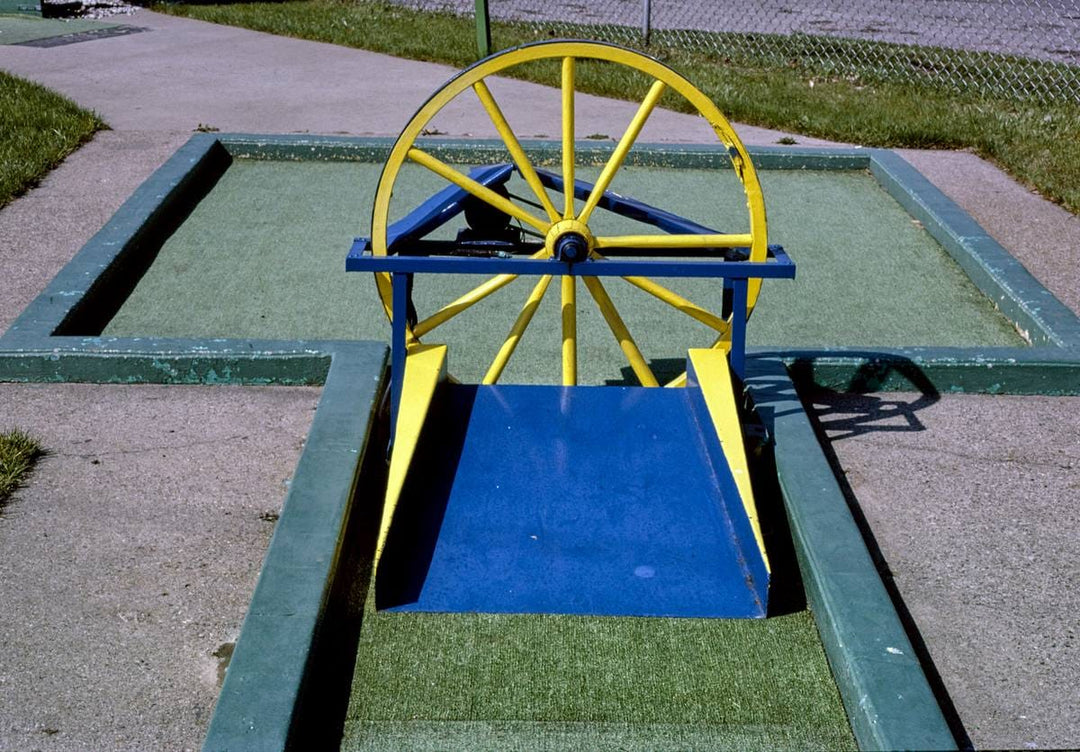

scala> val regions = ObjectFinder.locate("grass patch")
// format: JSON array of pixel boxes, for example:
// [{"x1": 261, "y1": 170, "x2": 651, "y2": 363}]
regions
[
  {"x1": 0, "y1": 71, "x2": 105, "y2": 209},
  {"x1": 156, "y1": 0, "x2": 1080, "y2": 215},
  {"x1": 0, "y1": 429, "x2": 43, "y2": 505}
]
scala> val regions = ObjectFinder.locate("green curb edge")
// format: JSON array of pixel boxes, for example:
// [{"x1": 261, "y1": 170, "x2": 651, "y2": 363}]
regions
[
  {"x1": 4, "y1": 134, "x2": 1079, "y2": 751},
  {"x1": 201, "y1": 342, "x2": 387, "y2": 751},
  {"x1": 749, "y1": 358, "x2": 957, "y2": 751}
]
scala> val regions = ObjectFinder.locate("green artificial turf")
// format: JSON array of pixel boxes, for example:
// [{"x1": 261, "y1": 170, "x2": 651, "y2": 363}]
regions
[
  {"x1": 102, "y1": 157, "x2": 1024, "y2": 385},
  {"x1": 341, "y1": 608, "x2": 854, "y2": 750}
]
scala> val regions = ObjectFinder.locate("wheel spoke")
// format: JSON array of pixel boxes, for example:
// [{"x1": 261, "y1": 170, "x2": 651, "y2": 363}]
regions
[
  {"x1": 665, "y1": 372, "x2": 688, "y2": 388},
  {"x1": 621, "y1": 276, "x2": 730, "y2": 334},
  {"x1": 407, "y1": 147, "x2": 549, "y2": 233},
  {"x1": 561, "y1": 56, "x2": 576, "y2": 220},
  {"x1": 589, "y1": 249, "x2": 730, "y2": 334},
  {"x1": 369, "y1": 41, "x2": 772, "y2": 389},
  {"x1": 578, "y1": 80, "x2": 666, "y2": 225},
  {"x1": 473, "y1": 80, "x2": 561, "y2": 223},
  {"x1": 561, "y1": 275, "x2": 576, "y2": 385},
  {"x1": 582, "y1": 276, "x2": 658, "y2": 387},
  {"x1": 482, "y1": 275, "x2": 553, "y2": 385},
  {"x1": 412, "y1": 249, "x2": 547, "y2": 337},
  {"x1": 594, "y1": 233, "x2": 753, "y2": 250}
]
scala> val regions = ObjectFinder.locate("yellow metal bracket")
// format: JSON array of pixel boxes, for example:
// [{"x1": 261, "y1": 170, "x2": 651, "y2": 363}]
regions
[
  {"x1": 687, "y1": 348, "x2": 769, "y2": 573},
  {"x1": 375, "y1": 343, "x2": 448, "y2": 570}
]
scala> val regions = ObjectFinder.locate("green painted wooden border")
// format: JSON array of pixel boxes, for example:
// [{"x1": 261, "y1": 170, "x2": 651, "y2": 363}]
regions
[
  {"x1": 3, "y1": 133, "x2": 230, "y2": 344},
  {"x1": 2, "y1": 133, "x2": 1078, "y2": 751},
  {"x1": 219, "y1": 133, "x2": 870, "y2": 170},
  {"x1": 202, "y1": 342, "x2": 388, "y2": 751},
  {"x1": 2, "y1": 342, "x2": 1076, "y2": 394},
  {"x1": 747, "y1": 358, "x2": 957, "y2": 751},
  {"x1": 754, "y1": 345, "x2": 1080, "y2": 395},
  {"x1": 0, "y1": 347, "x2": 329, "y2": 385},
  {"x1": 868, "y1": 150, "x2": 1080, "y2": 348}
]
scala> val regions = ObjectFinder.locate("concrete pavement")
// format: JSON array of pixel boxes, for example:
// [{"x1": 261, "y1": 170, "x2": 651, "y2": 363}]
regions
[
  {"x1": 2, "y1": 8, "x2": 1079, "y2": 749},
  {"x1": 808, "y1": 390, "x2": 1080, "y2": 750},
  {"x1": 0, "y1": 383, "x2": 320, "y2": 752},
  {"x1": 0, "y1": 10, "x2": 840, "y2": 142}
]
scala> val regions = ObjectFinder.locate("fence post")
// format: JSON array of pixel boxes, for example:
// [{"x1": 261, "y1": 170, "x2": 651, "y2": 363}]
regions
[
  {"x1": 642, "y1": 0, "x2": 651, "y2": 45},
  {"x1": 475, "y1": 0, "x2": 492, "y2": 59}
]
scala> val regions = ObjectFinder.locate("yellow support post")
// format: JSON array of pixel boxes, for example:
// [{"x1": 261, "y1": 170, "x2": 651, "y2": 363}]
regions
[
  {"x1": 561, "y1": 56, "x2": 576, "y2": 220},
  {"x1": 561, "y1": 275, "x2": 577, "y2": 385}
]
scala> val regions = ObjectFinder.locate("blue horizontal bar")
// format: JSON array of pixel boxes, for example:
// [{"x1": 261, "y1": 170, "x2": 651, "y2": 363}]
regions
[{"x1": 346, "y1": 249, "x2": 795, "y2": 279}]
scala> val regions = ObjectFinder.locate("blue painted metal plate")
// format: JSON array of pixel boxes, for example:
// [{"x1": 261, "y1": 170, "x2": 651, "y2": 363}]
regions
[{"x1": 377, "y1": 383, "x2": 767, "y2": 618}]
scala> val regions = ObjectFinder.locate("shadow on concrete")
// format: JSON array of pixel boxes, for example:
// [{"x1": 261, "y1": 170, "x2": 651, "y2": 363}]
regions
[
  {"x1": 809, "y1": 389, "x2": 939, "y2": 441},
  {"x1": 795, "y1": 361, "x2": 973, "y2": 751},
  {"x1": 796, "y1": 356, "x2": 941, "y2": 441}
]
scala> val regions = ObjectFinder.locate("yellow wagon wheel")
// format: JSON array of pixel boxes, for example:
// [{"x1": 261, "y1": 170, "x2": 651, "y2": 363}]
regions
[{"x1": 370, "y1": 40, "x2": 769, "y2": 387}]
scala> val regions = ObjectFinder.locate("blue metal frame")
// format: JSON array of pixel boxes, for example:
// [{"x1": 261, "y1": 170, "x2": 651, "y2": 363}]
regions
[
  {"x1": 390, "y1": 273, "x2": 410, "y2": 431},
  {"x1": 349, "y1": 163, "x2": 796, "y2": 428},
  {"x1": 729, "y1": 278, "x2": 749, "y2": 375},
  {"x1": 351, "y1": 250, "x2": 794, "y2": 433},
  {"x1": 346, "y1": 250, "x2": 795, "y2": 278},
  {"x1": 384, "y1": 164, "x2": 514, "y2": 250}
]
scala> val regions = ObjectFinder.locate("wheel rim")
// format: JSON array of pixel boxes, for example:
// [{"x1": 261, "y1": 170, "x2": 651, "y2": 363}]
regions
[{"x1": 370, "y1": 40, "x2": 769, "y2": 387}]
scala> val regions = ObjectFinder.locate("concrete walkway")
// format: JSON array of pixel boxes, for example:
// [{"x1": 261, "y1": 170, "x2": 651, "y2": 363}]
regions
[
  {"x1": 0, "y1": 383, "x2": 320, "y2": 752},
  {"x1": 1, "y1": 9, "x2": 1079, "y2": 750},
  {"x1": 809, "y1": 390, "x2": 1080, "y2": 750}
]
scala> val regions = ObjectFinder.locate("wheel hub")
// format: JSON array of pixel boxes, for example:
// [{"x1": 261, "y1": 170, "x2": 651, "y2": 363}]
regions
[{"x1": 545, "y1": 219, "x2": 594, "y2": 263}]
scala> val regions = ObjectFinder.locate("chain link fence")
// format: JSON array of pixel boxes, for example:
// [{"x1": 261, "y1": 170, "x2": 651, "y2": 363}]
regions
[{"x1": 391, "y1": 0, "x2": 1080, "y2": 103}]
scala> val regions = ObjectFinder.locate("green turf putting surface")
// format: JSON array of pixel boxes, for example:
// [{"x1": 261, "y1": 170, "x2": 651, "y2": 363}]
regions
[
  {"x1": 0, "y1": 15, "x2": 117, "y2": 44},
  {"x1": 341, "y1": 608, "x2": 854, "y2": 751},
  {"x1": 102, "y1": 159, "x2": 1024, "y2": 385}
]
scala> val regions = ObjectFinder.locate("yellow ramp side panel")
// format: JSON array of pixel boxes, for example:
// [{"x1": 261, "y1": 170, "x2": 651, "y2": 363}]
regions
[
  {"x1": 375, "y1": 343, "x2": 448, "y2": 570},
  {"x1": 686, "y1": 348, "x2": 769, "y2": 572}
]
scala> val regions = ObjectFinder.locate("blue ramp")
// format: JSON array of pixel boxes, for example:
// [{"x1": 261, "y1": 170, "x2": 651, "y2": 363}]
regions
[{"x1": 377, "y1": 383, "x2": 768, "y2": 618}]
